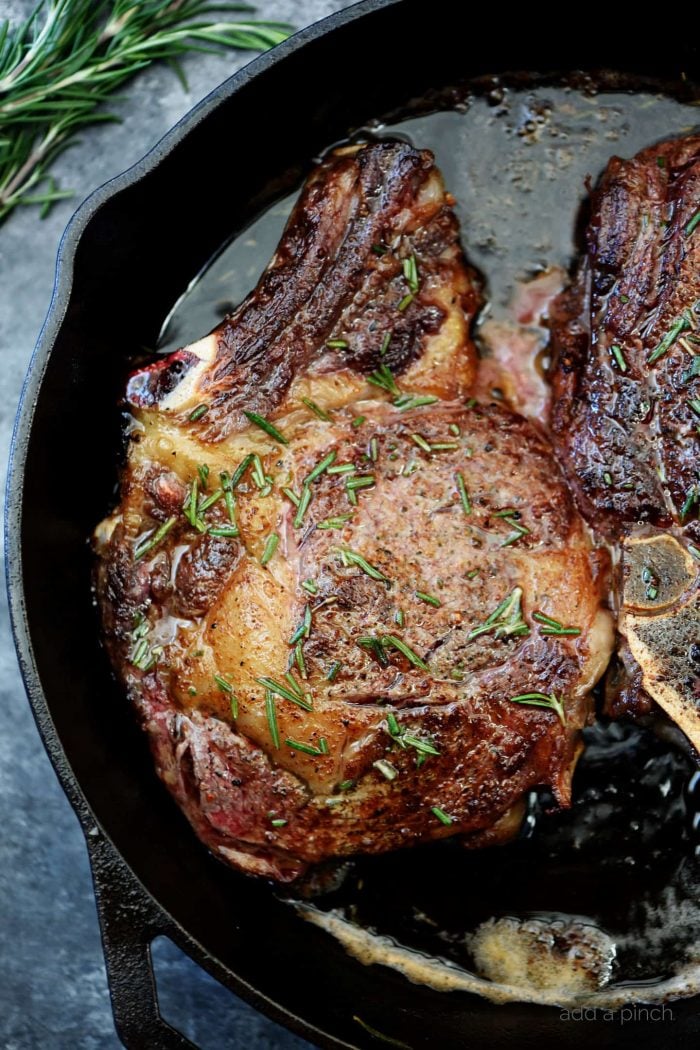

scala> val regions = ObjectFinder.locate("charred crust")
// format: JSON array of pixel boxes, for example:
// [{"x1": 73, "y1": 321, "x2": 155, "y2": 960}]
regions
[{"x1": 550, "y1": 135, "x2": 700, "y2": 536}]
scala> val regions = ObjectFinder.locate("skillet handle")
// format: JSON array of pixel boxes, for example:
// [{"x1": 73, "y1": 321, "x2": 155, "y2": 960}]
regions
[{"x1": 86, "y1": 829, "x2": 197, "y2": 1049}]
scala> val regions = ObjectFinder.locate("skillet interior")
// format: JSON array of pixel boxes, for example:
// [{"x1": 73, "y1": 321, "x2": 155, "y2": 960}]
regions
[{"x1": 6, "y1": 1, "x2": 700, "y2": 1046}]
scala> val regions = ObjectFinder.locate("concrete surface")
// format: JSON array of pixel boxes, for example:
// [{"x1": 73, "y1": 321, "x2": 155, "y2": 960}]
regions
[{"x1": 0, "y1": 1, "x2": 350, "y2": 1046}]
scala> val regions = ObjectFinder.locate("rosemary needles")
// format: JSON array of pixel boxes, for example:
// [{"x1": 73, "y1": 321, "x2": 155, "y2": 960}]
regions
[{"x1": 0, "y1": 1, "x2": 291, "y2": 225}]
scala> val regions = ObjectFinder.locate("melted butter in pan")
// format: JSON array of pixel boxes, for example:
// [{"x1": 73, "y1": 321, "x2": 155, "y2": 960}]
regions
[{"x1": 298, "y1": 903, "x2": 700, "y2": 1009}]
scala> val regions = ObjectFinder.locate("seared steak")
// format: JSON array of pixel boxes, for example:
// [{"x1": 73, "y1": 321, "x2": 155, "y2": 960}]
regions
[
  {"x1": 551, "y1": 136, "x2": 700, "y2": 533},
  {"x1": 550, "y1": 136, "x2": 700, "y2": 749},
  {"x1": 95, "y1": 142, "x2": 612, "y2": 881}
]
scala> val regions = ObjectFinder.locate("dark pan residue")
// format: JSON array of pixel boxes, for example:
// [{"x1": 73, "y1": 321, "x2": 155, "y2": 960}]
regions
[{"x1": 155, "y1": 81, "x2": 700, "y2": 1005}]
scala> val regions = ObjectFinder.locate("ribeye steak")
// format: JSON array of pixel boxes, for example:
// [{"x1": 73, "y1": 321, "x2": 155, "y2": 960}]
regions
[
  {"x1": 95, "y1": 142, "x2": 613, "y2": 881},
  {"x1": 550, "y1": 135, "x2": 700, "y2": 751}
]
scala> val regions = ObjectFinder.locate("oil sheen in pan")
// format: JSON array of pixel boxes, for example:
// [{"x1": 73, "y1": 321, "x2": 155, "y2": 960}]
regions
[{"x1": 157, "y1": 84, "x2": 700, "y2": 1007}]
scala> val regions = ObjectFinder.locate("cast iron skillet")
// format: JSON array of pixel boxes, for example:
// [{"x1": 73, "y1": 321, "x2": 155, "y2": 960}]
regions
[{"x1": 6, "y1": 1, "x2": 700, "y2": 1046}]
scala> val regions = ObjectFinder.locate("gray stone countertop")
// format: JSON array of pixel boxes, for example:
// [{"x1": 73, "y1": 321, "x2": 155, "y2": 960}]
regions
[{"x1": 0, "y1": 1, "x2": 350, "y2": 1045}]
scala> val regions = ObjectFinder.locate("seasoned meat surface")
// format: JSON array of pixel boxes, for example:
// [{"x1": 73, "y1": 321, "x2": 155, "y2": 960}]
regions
[
  {"x1": 550, "y1": 136, "x2": 700, "y2": 536},
  {"x1": 95, "y1": 143, "x2": 612, "y2": 881},
  {"x1": 550, "y1": 136, "x2": 700, "y2": 749}
]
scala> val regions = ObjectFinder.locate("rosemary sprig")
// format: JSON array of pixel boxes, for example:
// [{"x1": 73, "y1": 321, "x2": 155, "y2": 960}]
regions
[
  {"x1": 244, "y1": 410, "x2": 288, "y2": 444},
  {"x1": 509, "y1": 691, "x2": 567, "y2": 727},
  {"x1": 130, "y1": 636, "x2": 161, "y2": 671},
  {"x1": 384, "y1": 713, "x2": 440, "y2": 758},
  {"x1": 357, "y1": 635, "x2": 388, "y2": 666},
  {"x1": 648, "y1": 314, "x2": 689, "y2": 364},
  {"x1": 208, "y1": 523, "x2": 239, "y2": 538},
  {"x1": 411, "y1": 433, "x2": 458, "y2": 455},
  {"x1": 345, "y1": 474, "x2": 375, "y2": 491},
  {"x1": 254, "y1": 459, "x2": 274, "y2": 493},
  {"x1": 284, "y1": 671, "x2": 304, "y2": 697},
  {"x1": 415, "y1": 591, "x2": 440, "y2": 607},
  {"x1": 214, "y1": 674, "x2": 238, "y2": 717},
  {"x1": 403, "y1": 733, "x2": 440, "y2": 755},
  {"x1": 381, "y1": 634, "x2": 429, "y2": 671},
  {"x1": 468, "y1": 586, "x2": 529, "y2": 641},
  {"x1": 532, "y1": 611, "x2": 581, "y2": 637},
  {"x1": 294, "y1": 641, "x2": 307, "y2": 678},
  {"x1": 305, "y1": 450, "x2": 336, "y2": 484},
  {"x1": 367, "y1": 363, "x2": 400, "y2": 396},
  {"x1": 265, "y1": 690, "x2": 280, "y2": 749},
  {"x1": 260, "y1": 533, "x2": 279, "y2": 566},
  {"x1": 455, "y1": 472, "x2": 471, "y2": 515},
  {"x1": 394, "y1": 394, "x2": 439, "y2": 411},
  {"x1": 345, "y1": 472, "x2": 375, "y2": 506},
  {"x1": 285, "y1": 737, "x2": 329, "y2": 757},
  {"x1": 250, "y1": 454, "x2": 269, "y2": 491},
  {"x1": 134, "y1": 515, "x2": 176, "y2": 559},
  {"x1": 431, "y1": 806, "x2": 453, "y2": 826},
  {"x1": 183, "y1": 477, "x2": 204, "y2": 531},
  {"x1": 411, "y1": 433, "x2": 432, "y2": 453},
  {"x1": 197, "y1": 488, "x2": 222, "y2": 514},
  {"x1": 402, "y1": 253, "x2": 419, "y2": 294},
  {"x1": 493, "y1": 509, "x2": 529, "y2": 544},
  {"x1": 326, "y1": 660, "x2": 342, "y2": 681},
  {"x1": 0, "y1": 1, "x2": 291, "y2": 226},
  {"x1": 128, "y1": 615, "x2": 162, "y2": 671},
  {"x1": 335, "y1": 546, "x2": 389, "y2": 582},
  {"x1": 229, "y1": 453, "x2": 254, "y2": 490},
  {"x1": 219, "y1": 471, "x2": 236, "y2": 522},
  {"x1": 317, "y1": 514, "x2": 353, "y2": 530},
  {"x1": 300, "y1": 397, "x2": 331, "y2": 421},
  {"x1": 680, "y1": 486, "x2": 697, "y2": 522},
  {"x1": 293, "y1": 484, "x2": 312, "y2": 527},
  {"x1": 366, "y1": 358, "x2": 441, "y2": 415},
  {"x1": 257, "y1": 676, "x2": 312, "y2": 711},
  {"x1": 610, "y1": 344, "x2": 628, "y2": 373},
  {"x1": 289, "y1": 604, "x2": 311, "y2": 644}
]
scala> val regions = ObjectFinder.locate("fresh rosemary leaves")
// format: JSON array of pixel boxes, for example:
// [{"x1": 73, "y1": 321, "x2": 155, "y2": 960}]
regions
[{"x1": 0, "y1": 1, "x2": 290, "y2": 225}]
